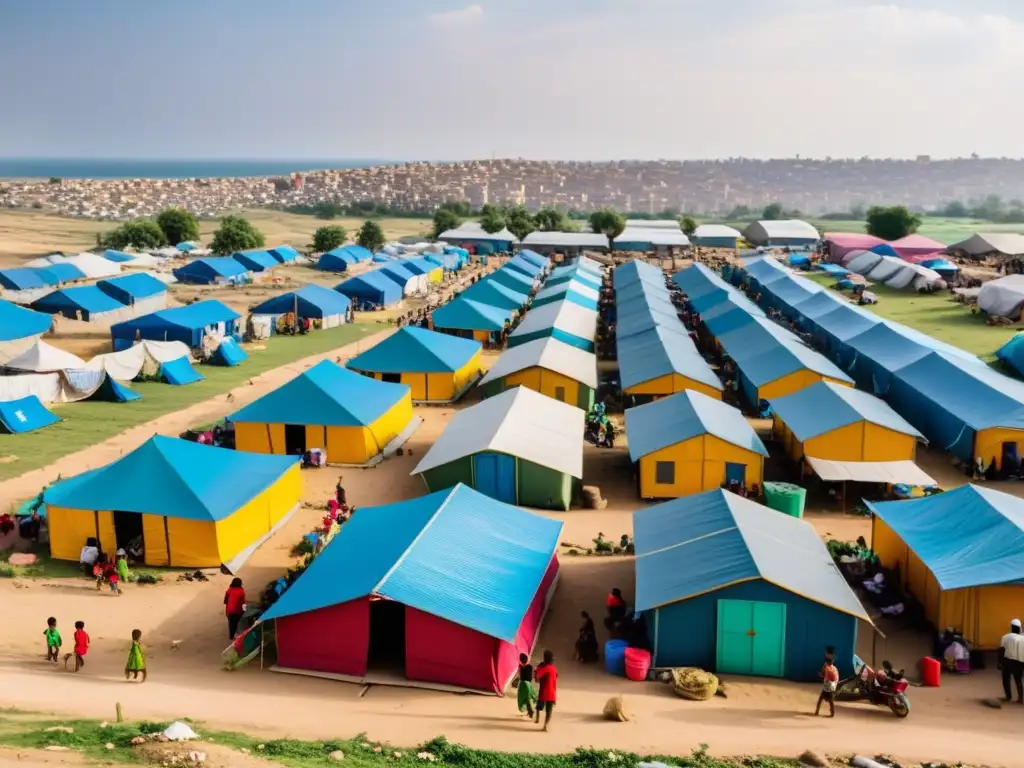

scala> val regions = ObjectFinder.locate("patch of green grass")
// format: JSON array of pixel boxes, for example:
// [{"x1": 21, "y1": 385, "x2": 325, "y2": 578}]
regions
[
  {"x1": 0, "y1": 713, "x2": 798, "y2": 768},
  {"x1": 0, "y1": 323, "x2": 381, "y2": 483},
  {"x1": 801, "y1": 272, "x2": 1017, "y2": 363},
  {"x1": 0, "y1": 547, "x2": 171, "y2": 580}
]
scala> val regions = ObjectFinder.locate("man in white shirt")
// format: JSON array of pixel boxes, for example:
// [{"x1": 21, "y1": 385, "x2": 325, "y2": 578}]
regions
[{"x1": 999, "y1": 618, "x2": 1024, "y2": 703}]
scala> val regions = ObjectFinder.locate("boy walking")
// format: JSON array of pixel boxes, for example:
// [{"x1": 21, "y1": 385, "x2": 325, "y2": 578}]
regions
[
  {"x1": 534, "y1": 650, "x2": 558, "y2": 731},
  {"x1": 815, "y1": 656, "x2": 839, "y2": 717},
  {"x1": 43, "y1": 617, "x2": 61, "y2": 663},
  {"x1": 515, "y1": 653, "x2": 536, "y2": 718}
]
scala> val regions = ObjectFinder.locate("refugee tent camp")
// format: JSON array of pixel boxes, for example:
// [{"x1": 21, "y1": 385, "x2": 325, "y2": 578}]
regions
[
  {"x1": 230, "y1": 360, "x2": 416, "y2": 465},
  {"x1": 0, "y1": 267, "x2": 49, "y2": 292},
  {"x1": 335, "y1": 269, "x2": 403, "y2": 307},
  {"x1": 867, "y1": 485, "x2": 1024, "y2": 649},
  {"x1": 460, "y1": 277, "x2": 529, "y2": 312},
  {"x1": 508, "y1": 299, "x2": 597, "y2": 352},
  {"x1": 346, "y1": 326, "x2": 482, "y2": 403},
  {"x1": 0, "y1": 299, "x2": 53, "y2": 363},
  {"x1": 2, "y1": 340, "x2": 86, "y2": 373},
  {"x1": 478, "y1": 336, "x2": 597, "y2": 409},
  {"x1": 532, "y1": 278, "x2": 600, "y2": 311},
  {"x1": 269, "y1": 245, "x2": 300, "y2": 263},
  {"x1": 399, "y1": 256, "x2": 444, "y2": 283},
  {"x1": 770, "y1": 381, "x2": 924, "y2": 463},
  {"x1": 377, "y1": 261, "x2": 428, "y2": 295},
  {"x1": 173, "y1": 257, "x2": 250, "y2": 285},
  {"x1": 633, "y1": 489, "x2": 868, "y2": 680},
  {"x1": 412, "y1": 386, "x2": 584, "y2": 510},
  {"x1": 43, "y1": 436, "x2": 302, "y2": 570},
  {"x1": 96, "y1": 273, "x2": 169, "y2": 314},
  {"x1": 617, "y1": 325, "x2": 723, "y2": 401},
  {"x1": 741, "y1": 220, "x2": 819, "y2": 247},
  {"x1": 613, "y1": 259, "x2": 664, "y2": 290},
  {"x1": 31, "y1": 262, "x2": 88, "y2": 285},
  {"x1": 318, "y1": 245, "x2": 373, "y2": 272},
  {"x1": 110, "y1": 300, "x2": 240, "y2": 352},
  {"x1": 31, "y1": 285, "x2": 131, "y2": 322},
  {"x1": 517, "y1": 249, "x2": 551, "y2": 270},
  {"x1": 504, "y1": 254, "x2": 544, "y2": 281},
  {"x1": 250, "y1": 284, "x2": 351, "y2": 329},
  {"x1": 692, "y1": 224, "x2": 742, "y2": 249},
  {"x1": 262, "y1": 483, "x2": 560, "y2": 694},
  {"x1": 231, "y1": 249, "x2": 280, "y2": 273},
  {"x1": 489, "y1": 264, "x2": 536, "y2": 295},
  {"x1": 546, "y1": 263, "x2": 602, "y2": 292},
  {"x1": 978, "y1": 274, "x2": 1024, "y2": 320},
  {"x1": 431, "y1": 297, "x2": 512, "y2": 344}
]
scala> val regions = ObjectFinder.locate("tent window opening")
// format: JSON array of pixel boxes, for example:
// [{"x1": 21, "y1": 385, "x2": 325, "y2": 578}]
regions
[
  {"x1": 368, "y1": 597, "x2": 406, "y2": 674},
  {"x1": 655, "y1": 461, "x2": 676, "y2": 485},
  {"x1": 554, "y1": 385, "x2": 566, "y2": 402},
  {"x1": 284, "y1": 424, "x2": 306, "y2": 456},
  {"x1": 381, "y1": 373, "x2": 403, "y2": 384},
  {"x1": 113, "y1": 511, "x2": 144, "y2": 557}
]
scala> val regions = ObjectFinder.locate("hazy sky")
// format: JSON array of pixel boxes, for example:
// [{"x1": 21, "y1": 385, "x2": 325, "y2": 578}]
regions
[{"x1": 1, "y1": 0, "x2": 1022, "y2": 160}]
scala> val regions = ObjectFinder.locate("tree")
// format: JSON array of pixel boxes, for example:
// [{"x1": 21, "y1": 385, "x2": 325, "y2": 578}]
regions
[
  {"x1": 210, "y1": 215, "x2": 265, "y2": 255},
  {"x1": 726, "y1": 204, "x2": 752, "y2": 219},
  {"x1": 156, "y1": 207, "x2": 200, "y2": 246},
  {"x1": 356, "y1": 220, "x2": 386, "y2": 252},
  {"x1": 534, "y1": 207, "x2": 573, "y2": 232},
  {"x1": 312, "y1": 225, "x2": 348, "y2": 253},
  {"x1": 479, "y1": 204, "x2": 507, "y2": 234},
  {"x1": 865, "y1": 205, "x2": 922, "y2": 240},
  {"x1": 680, "y1": 216, "x2": 698, "y2": 236},
  {"x1": 589, "y1": 208, "x2": 626, "y2": 249},
  {"x1": 505, "y1": 206, "x2": 536, "y2": 241},
  {"x1": 440, "y1": 200, "x2": 471, "y2": 217},
  {"x1": 762, "y1": 202, "x2": 784, "y2": 220},
  {"x1": 97, "y1": 219, "x2": 167, "y2": 250},
  {"x1": 432, "y1": 209, "x2": 462, "y2": 239}
]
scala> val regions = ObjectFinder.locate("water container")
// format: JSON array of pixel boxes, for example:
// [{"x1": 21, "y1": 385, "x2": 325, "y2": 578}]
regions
[
  {"x1": 624, "y1": 647, "x2": 652, "y2": 682},
  {"x1": 763, "y1": 482, "x2": 807, "y2": 518},
  {"x1": 921, "y1": 656, "x2": 941, "y2": 687},
  {"x1": 605, "y1": 639, "x2": 629, "y2": 676}
]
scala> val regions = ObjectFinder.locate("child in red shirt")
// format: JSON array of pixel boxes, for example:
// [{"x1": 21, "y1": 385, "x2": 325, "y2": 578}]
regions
[
  {"x1": 68, "y1": 621, "x2": 89, "y2": 672},
  {"x1": 534, "y1": 649, "x2": 558, "y2": 731}
]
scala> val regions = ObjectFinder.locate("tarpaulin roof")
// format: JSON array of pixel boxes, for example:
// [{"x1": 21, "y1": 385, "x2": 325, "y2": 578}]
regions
[
  {"x1": 614, "y1": 260, "x2": 664, "y2": 289},
  {"x1": 97, "y1": 273, "x2": 168, "y2": 302},
  {"x1": 0, "y1": 268, "x2": 48, "y2": 291},
  {"x1": 319, "y1": 246, "x2": 370, "y2": 269},
  {"x1": 378, "y1": 261, "x2": 419, "y2": 285},
  {"x1": 413, "y1": 386, "x2": 585, "y2": 478},
  {"x1": 102, "y1": 249, "x2": 138, "y2": 263},
  {"x1": 762, "y1": 274, "x2": 824, "y2": 308},
  {"x1": 616, "y1": 325, "x2": 722, "y2": 392},
  {"x1": 230, "y1": 360, "x2": 409, "y2": 427},
  {"x1": 510, "y1": 299, "x2": 598, "y2": 344},
  {"x1": 633, "y1": 488, "x2": 868, "y2": 618},
  {"x1": 517, "y1": 249, "x2": 550, "y2": 268},
  {"x1": 348, "y1": 326, "x2": 480, "y2": 374},
  {"x1": 718, "y1": 317, "x2": 853, "y2": 387},
  {"x1": 335, "y1": 270, "x2": 403, "y2": 305},
  {"x1": 843, "y1": 321, "x2": 979, "y2": 375},
  {"x1": 461, "y1": 277, "x2": 528, "y2": 311},
  {"x1": 0, "y1": 394, "x2": 60, "y2": 434},
  {"x1": 113, "y1": 300, "x2": 239, "y2": 336},
  {"x1": 978, "y1": 275, "x2": 1024, "y2": 320},
  {"x1": 741, "y1": 256, "x2": 792, "y2": 287},
  {"x1": 431, "y1": 297, "x2": 512, "y2": 331},
  {"x1": 505, "y1": 254, "x2": 543, "y2": 277},
  {"x1": 769, "y1": 380, "x2": 924, "y2": 442},
  {"x1": 949, "y1": 233, "x2": 1024, "y2": 258},
  {"x1": 615, "y1": 301, "x2": 687, "y2": 341},
  {"x1": 806, "y1": 458, "x2": 936, "y2": 486},
  {"x1": 402, "y1": 257, "x2": 442, "y2": 275},
  {"x1": 625, "y1": 389, "x2": 767, "y2": 461},
  {"x1": 174, "y1": 257, "x2": 250, "y2": 282},
  {"x1": 997, "y1": 333, "x2": 1024, "y2": 378},
  {"x1": 550, "y1": 264, "x2": 602, "y2": 290},
  {"x1": 232, "y1": 249, "x2": 279, "y2": 272},
  {"x1": 269, "y1": 245, "x2": 300, "y2": 262},
  {"x1": 866, "y1": 485, "x2": 1024, "y2": 589},
  {"x1": 889, "y1": 234, "x2": 946, "y2": 257},
  {"x1": 251, "y1": 284, "x2": 351, "y2": 318},
  {"x1": 479, "y1": 336, "x2": 597, "y2": 389},
  {"x1": 440, "y1": 225, "x2": 518, "y2": 243},
  {"x1": 693, "y1": 224, "x2": 741, "y2": 240},
  {"x1": 520, "y1": 231, "x2": 606, "y2": 249},
  {"x1": 31, "y1": 286, "x2": 126, "y2": 315},
  {"x1": 3, "y1": 340, "x2": 86, "y2": 372},
  {"x1": 35, "y1": 262, "x2": 87, "y2": 284},
  {"x1": 742, "y1": 220, "x2": 820, "y2": 245},
  {"x1": 700, "y1": 300, "x2": 762, "y2": 337},
  {"x1": 824, "y1": 233, "x2": 885, "y2": 250},
  {"x1": 616, "y1": 287, "x2": 677, "y2": 318},
  {"x1": 45, "y1": 435, "x2": 297, "y2": 520},
  {"x1": 615, "y1": 230, "x2": 691, "y2": 248},
  {"x1": 809, "y1": 303, "x2": 882, "y2": 343},
  {"x1": 261, "y1": 483, "x2": 562, "y2": 641},
  {"x1": 534, "y1": 279, "x2": 600, "y2": 306},
  {"x1": 489, "y1": 265, "x2": 535, "y2": 293},
  {"x1": 0, "y1": 299, "x2": 52, "y2": 341}
]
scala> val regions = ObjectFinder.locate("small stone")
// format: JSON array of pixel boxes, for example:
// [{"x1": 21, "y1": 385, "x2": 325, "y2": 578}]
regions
[
  {"x1": 241, "y1": 748, "x2": 250, "y2": 754},
  {"x1": 329, "y1": 750, "x2": 345, "y2": 761},
  {"x1": 188, "y1": 751, "x2": 206, "y2": 763},
  {"x1": 393, "y1": 752, "x2": 403, "y2": 759},
  {"x1": 100, "y1": 721, "x2": 110, "y2": 729},
  {"x1": 417, "y1": 752, "x2": 437, "y2": 762},
  {"x1": 44, "y1": 746, "x2": 70, "y2": 752},
  {"x1": 373, "y1": 747, "x2": 382, "y2": 753},
  {"x1": 105, "y1": 743, "x2": 116, "y2": 751},
  {"x1": 799, "y1": 750, "x2": 830, "y2": 768},
  {"x1": 608, "y1": 753, "x2": 619, "y2": 762},
  {"x1": 131, "y1": 736, "x2": 148, "y2": 746},
  {"x1": 156, "y1": 734, "x2": 170, "y2": 742},
  {"x1": 257, "y1": 744, "x2": 265, "y2": 750}
]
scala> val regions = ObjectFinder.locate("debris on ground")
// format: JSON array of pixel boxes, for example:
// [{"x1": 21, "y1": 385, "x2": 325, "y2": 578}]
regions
[{"x1": 602, "y1": 695, "x2": 631, "y2": 722}]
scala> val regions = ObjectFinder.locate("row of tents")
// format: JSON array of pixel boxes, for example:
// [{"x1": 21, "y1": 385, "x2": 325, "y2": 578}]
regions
[
  {"x1": 171, "y1": 245, "x2": 299, "y2": 284},
  {"x1": 824, "y1": 248, "x2": 951, "y2": 291}
]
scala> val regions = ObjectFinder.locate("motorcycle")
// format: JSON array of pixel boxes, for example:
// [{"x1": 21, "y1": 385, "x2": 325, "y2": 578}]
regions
[{"x1": 836, "y1": 655, "x2": 910, "y2": 718}]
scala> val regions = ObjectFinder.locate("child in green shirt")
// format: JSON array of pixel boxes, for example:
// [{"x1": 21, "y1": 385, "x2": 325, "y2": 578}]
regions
[{"x1": 43, "y1": 617, "x2": 61, "y2": 663}]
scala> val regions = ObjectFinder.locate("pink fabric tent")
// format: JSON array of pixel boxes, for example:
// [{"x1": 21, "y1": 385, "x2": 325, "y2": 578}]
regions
[
  {"x1": 889, "y1": 234, "x2": 946, "y2": 259},
  {"x1": 825, "y1": 233, "x2": 884, "y2": 261}
]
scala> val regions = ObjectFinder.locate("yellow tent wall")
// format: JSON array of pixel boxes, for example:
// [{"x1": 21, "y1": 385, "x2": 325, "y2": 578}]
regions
[
  {"x1": 427, "y1": 267, "x2": 443, "y2": 283},
  {"x1": 872, "y1": 516, "x2": 1022, "y2": 649},
  {"x1": 975, "y1": 427, "x2": 1024, "y2": 471},
  {"x1": 48, "y1": 508, "x2": 116, "y2": 562},
  {"x1": 472, "y1": 330, "x2": 491, "y2": 343},
  {"x1": 214, "y1": 462, "x2": 301, "y2": 563},
  {"x1": 502, "y1": 366, "x2": 581, "y2": 406},
  {"x1": 758, "y1": 372, "x2": 851, "y2": 403},
  {"x1": 775, "y1": 420, "x2": 917, "y2": 462},
  {"x1": 624, "y1": 373, "x2": 722, "y2": 401},
  {"x1": 637, "y1": 434, "x2": 764, "y2": 499},
  {"x1": 360, "y1": 349, "x2": 481, "y2": 402},
  {"x1": 233, "y1": 394, "x2": 413, "y2": 465}
]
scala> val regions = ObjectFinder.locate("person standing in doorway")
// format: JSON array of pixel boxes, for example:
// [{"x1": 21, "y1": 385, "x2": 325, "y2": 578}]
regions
[
  {"x1": 999, "y1": 618, "x2": 1024, "y2": 703},
  {"x1": 534, "y1": 650, "x2": 558, "y2": 731},
  {"x1": 224, "y1": 578, "x2": 247, "y2": 639}
]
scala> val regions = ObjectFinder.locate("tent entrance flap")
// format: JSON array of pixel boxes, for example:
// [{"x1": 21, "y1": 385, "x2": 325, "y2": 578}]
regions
[
  {"x1": 284, "y1": 424, "x2": 306, "y2": 455},
  {"x1": 368, "y1": 598, "x2": 406, "y2": 674},
  {"x1": 113, "y1": 511, "x2": 144, "y2": 553}
]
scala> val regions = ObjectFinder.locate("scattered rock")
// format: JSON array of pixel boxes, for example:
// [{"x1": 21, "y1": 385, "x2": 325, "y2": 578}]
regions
[
  {"x1": 131, "y1": 736, "x2": 148, "y2": 746},
  {"x1": 257, "y1": 744, "x2": 265, "y2": 751},
  {"x1": 240, "y1": 747, "x2": 250, "y2": 754},
  {"x1": 44, "y1": 726, "x2": 74, "y2": 733},
  {"x1": 799, "y1": 750, "x2": 830, "y2": 768},
  {"x1": 44, "y1": 746, "x2": 70, "y2": 752},
  {"x1": 100, "y1": 722, "x2": 110, "y2": 729},
  {"x1": 417, "y1": 752, "x2": 437, "y2": 762},
  {"x1": 329, "y1": 750, "x2": 345, "y2": 761},
  {"x1": 106, "y1": 743, "x2": 116, "y2": 751},
  {"x1": 7, "y1": 552, "x2": 36, "y2": 566},
  {"x1": 188, "y1": 750, "x2": 206, "y2": 763},
  {"x1": 373, "y1": 747, "x2": 382, "y2": 754},
  {"x1": 392, "y1": 752, "x2": 403, "y2": 759},
  {"x1": 156, "y1": 734, "x2": 170, "y2": 742},
  {"x1": 602, "y1": 695, "x2": 631, "y2": 722}
]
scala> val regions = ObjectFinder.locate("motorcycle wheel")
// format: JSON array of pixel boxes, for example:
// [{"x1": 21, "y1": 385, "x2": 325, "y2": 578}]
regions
[{"x1": 889, "y1": 695, "x2": 910, "y2": 718}]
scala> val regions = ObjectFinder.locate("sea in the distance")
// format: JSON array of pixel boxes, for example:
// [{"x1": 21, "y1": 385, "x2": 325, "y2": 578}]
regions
[{"x1": 0, "y1": 157, "x2": 394, "y2": 180}]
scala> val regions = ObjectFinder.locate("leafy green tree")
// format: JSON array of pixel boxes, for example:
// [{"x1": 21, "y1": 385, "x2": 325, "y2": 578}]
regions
[
  {"x1": 356, "y1": 220, "x2": 386, "y2": 252},
  {"x1": 432, "y1": 209, "x2": 462, "y2": 239},
  {"x1": 762, "y1": 202, "x2": 784, "y2": 220},
  {"x1": 505, "y1": 206, "x2": 536, "y2": 241},
  {"x1": 479, "y1": 204, "x2": 507, "y2": 234},
  {"x1": 865, "y1": 205, "x2": 922, "y2": 240},
  {"x1": 680, "y1": 216, "x2": 698, "y2": 236},
  {"x1": 210, "y1": 215, "x2": 266, "y2": 255},
  {"x1": 312, "y1": 225, "x2": 348, "y2": 253},
  {"x1": 97, "y1": 220, "x2": 167, "y2": 250},
  {"x1": 156, "y1": 207, "x2": 200, "y2": 246},
  {"x1": 726, "y1": 204, "x2": 752, "y2": 219},
  {"x1": 440, "y1": 200, "x2": 472, "y2": 217},
  {"x1": 589, "y1": 208, "x2": 626, "y2": 249},
  {"x1": 533, "y1": 207, "x2": 573, "y2": 232}
]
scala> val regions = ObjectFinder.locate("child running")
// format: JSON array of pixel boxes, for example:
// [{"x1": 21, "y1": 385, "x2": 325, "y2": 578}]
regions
[
  {"x1": 125, "y1": 629, "x2": 146, "y2": 682},
  {"x1": 534, "y1": 649, "x2": 558, "y2": 731},
  {"x1": 43, "y1": 617, "x2": 61, "y2": 663},
  {"x1": 67, "y1": 621, "x2": 89, "y2": 672},
  {"x1": 515, "y1": 653, "x2": 536, "y2": 718}
]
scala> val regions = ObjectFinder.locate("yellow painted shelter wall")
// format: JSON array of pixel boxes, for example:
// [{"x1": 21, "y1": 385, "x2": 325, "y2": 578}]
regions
[
  {"x1": 165, "y1": 518, "x2": 220, "y2": 567},
  {"x1": 473, "y1": 330, "x2": 491, "y2": 343},
  {"x1": 452, "y1": 349, "x2": 482, "y2": 395},
  {"x1": 48, "y1": 507, "x2": 115, "y2": 561},
  {"x1": 638, "y1": 435, "x2": 764, "y2": 499},
  {"x1": 503, "y1": 366, "x2": 580, "y2": 405},
  {"x1": 214, "y1": 462, "x2": 302, "y2": 564},
  {"x1": 799, "y1": 422, "x2": 916, "y2": 462},
  {"x1": 142, "y1": 514, "x2": 170, "y2": 566},
  {"x1": 863, "y1": 424, "x2": 917, "y2": 462},
  {"x1": 758, "y1": 371, "x2": 851, "y2": 403},
  {"x1": 975, "y1": 427, "x2": 1024, "y2": 471},
  {"x1": 624, "y1": 373, "x2": 722, "y2": 400},
  {"x1": 398, "y1": 373, "x2": 428, "y2": 401}
]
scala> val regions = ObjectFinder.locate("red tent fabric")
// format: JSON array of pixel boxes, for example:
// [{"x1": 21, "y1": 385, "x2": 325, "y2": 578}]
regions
[
  {"x1": 889, "y1": 234, "x2": 946, "y2": 259},
  {"x1": 825, "y1": 233, "x2": 884, "y2": 261}
]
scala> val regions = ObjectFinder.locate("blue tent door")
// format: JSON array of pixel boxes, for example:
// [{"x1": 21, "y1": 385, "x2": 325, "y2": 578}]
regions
[
  {"x1": 725, "y1": 462, "x2": 746, "y2": 486},
  {"x1": 716, "y1": 600, "x2": 786, "y2": 678},
  {"x1": 473, "y1": 452, "x2": 517, "y2": 503}
]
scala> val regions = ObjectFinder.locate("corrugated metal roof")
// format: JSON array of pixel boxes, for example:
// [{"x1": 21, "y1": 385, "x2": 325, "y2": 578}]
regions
[
  {"x1": 805, "y1": 458, "x2": 936, "y2": 486},
  {"x1": 230, "y1": 360, "x2": 409, "y2": 426},
  {"x1": 347, "y1": 326, "x2": 480, "y2": 374},
  {"x1": 535, "y1": 279, "x2": 600, "y2": 304},
  {"x1": 479, "y1": 336, "x2": 597, "y2": 389},
  {"x1": 439, "y1": 225, "x2": 518, "y2": 243},
  {"x1": 866, "y1": 485, "x2": 1024, "y2": 590},
  {"x1": 431, "y1": 297, "x2": 512, "y2": 331},
  {"x1": 633, "y1": 489, "x2": 869, "y2": 619},
  {"x1": 718, "y1": 317, "x2": 853, "y2": 387},
  {"x1": 617, "y1": 326, "x2": 722, "y2": 392},
  {"x1": 613, "y1": 260, "x2": 664, "y2": 289},
  {"x1": 461, "y1": 277, "x2": 529, "y2": 310},
  {"x1": 521, "y1": 232, "x2": 609, "y2": 248},
  {"x1": 510, "y1": 299, "x2": 598, "y2": 344},
  {"x1": 625, "y1": 389, "x2": 767, "y2": 460},
  {"x1": 770, "y1": 380, "x2": 924, "y2": 442},
  {"x1": 412, "y1": 386, "x2": 585, "y2": 478},
  {"x1": 615, "y1": 230, "x2": 691, "y2": 247},
  {"x1": 261, "y1": 484, "x2": 562, "y2": 641},
  {"x1": 615, "y1": 301, "x2": 687, "y2": 341}
]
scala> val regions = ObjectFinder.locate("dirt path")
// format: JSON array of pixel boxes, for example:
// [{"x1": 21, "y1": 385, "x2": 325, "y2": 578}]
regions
[{"x1": 0, "y1": 328, "x2": 392, "y2": 502}]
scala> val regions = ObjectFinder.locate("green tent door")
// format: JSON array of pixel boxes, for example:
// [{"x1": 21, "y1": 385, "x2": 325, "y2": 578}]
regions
[{"x1": 716, "y1": 599, "x2": 786, "y2": 678}]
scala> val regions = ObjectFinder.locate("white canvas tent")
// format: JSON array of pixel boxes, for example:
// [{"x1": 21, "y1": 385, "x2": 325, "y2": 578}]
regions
[
  {"x1": 978, "y1": 275, "x2": 1024, "y2": 320},
  {"x1": 2, "y1": 340, "x2": 86, "y2": 373}
]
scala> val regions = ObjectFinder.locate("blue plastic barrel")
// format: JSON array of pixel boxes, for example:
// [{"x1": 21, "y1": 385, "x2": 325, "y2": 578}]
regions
[{"x1": 605, "y1": 639, "x2": 629, "y2": 676}]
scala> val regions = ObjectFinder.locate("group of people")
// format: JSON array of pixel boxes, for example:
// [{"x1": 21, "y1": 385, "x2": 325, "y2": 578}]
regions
[
  {"x1": 515, "y1": 650, "x2": 558, "y2": 730},
  {"x1": 43, "y1": 616, "x2": 145, "y2": 681},
  {"x1": 78, "y1": 538, "x2": 131, "y2": 595}
]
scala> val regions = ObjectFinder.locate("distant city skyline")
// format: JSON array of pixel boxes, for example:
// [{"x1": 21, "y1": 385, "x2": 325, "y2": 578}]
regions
[{"x1": 3, "y1": 1, "x2": 1024, "y2": 160}]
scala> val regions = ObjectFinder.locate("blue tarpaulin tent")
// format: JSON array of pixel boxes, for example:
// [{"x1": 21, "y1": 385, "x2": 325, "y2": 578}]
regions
[
  {"x1": 0, "y1": 299, "x2": 52, "y2": 342},
  {"x1": 110, "y1": 300, "x2": 240, "y2": 350},
  {"x1": 269, "y1": 245, "x2": 300, "y2": 263},
  {"x1": 517, "y1": 249, "x2": 550, "y2": 269},
  {"x1": 489, "y1": 266, "x2": 535, "y2": 294},
  {"x1": 31, "y1": 286, "x2": 127, "y2": 321},
  {"x1": 0, "y1": 395, "x2": 60, "y2": 434},
  {"x1": 215, "y1": 337, "x2": 248, "y2": 367},
  {"x1": 319, "y1": 245, "x2": 372, "y2": 271},
  {"x1": 160, "y1": 356, "x2": 205, "y2": 385},
  {"x1": 96, "y1": 273, "x2": 167, "y2": 305},
  {"x1": 173, "y1": 257, "x2": 250, "y2": 284},
  {"x1": 633, "y1": 489, "x2": 867, "y2": 680},
  {"x1": 505, "y1": 255, "x2": 543, "y2": 279},
  {"x1": 997, "y1": 334, "x2": 1024, "y2": 378},
  {"x1": 432, "y1": 298, "x2": 511, "y2": 336},
  {"x1": 33, "y1": 262, "x2": 87, "y2": 285},
  {"x1": 0, "y1": 268, "x2": 47, "y2": 291},
  {"x1": 335, "y1": 270, "x2": 402, "y2": 306},
  {"x1": 348, "y1": 326, "x2": 479, "y2": 374},
  {"x1": 251, "y1": 284, "x2": 351, "y2": 320},
  {"x1": 616, "y1": 301, "x2": 687, "y2": 342},
  {"x1": 461, "y1": 278, "x2": 528, "y2": 311},
  {"x1": 232, "y1": 249, "x2": 279, "y2": 272},
  {"x1": 103, "y1": 249, "x2": 138, "y2": 263},
  {"x1": 617, "y1": 326, "x2": 723, "y2": 394},
  {"x1": 613, "y1": 260, "x2": 663, "y2": 290}
]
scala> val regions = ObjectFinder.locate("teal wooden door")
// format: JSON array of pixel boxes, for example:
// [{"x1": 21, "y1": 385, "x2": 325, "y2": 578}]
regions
[{"x1": 716, "y1": 600, "x2": 787, "y2": 678}]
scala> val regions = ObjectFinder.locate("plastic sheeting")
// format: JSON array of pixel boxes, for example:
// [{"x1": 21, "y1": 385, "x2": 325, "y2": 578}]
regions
[
  {"x1": 160, "y1": 356, "x2": 205, "y2": 385},
  {"x1": 978, "y1": 275, "x2": 1024, "y2": 320},
  {"x1": 86, "y1": 340, "x2": 192, "y2": 380},
  {"x1": 214, "y1": 337, "x2": 247, "y2": 366},
  {"x1": 0, "y1": 395, "x2": 60, "y2": 433},
  {"x1": 3, "y1": 341, "x2": 86, "y2": 373},
  {"x1": 348, "y1": 326, "x2": 480, "y2": 374}
]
